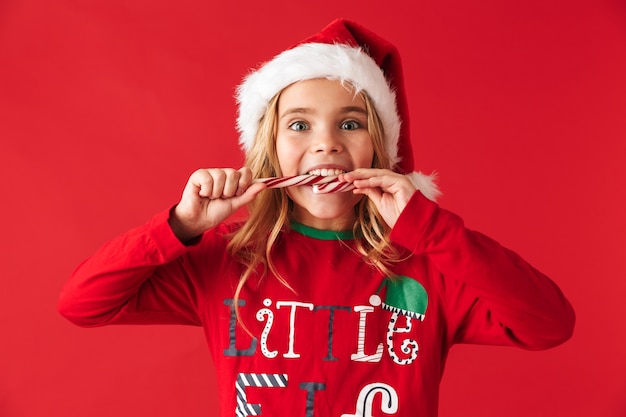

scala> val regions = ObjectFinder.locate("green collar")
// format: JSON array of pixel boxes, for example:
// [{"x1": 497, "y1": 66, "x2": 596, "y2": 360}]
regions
[{"x1": 290, "y1": 222, "x2": 355, "y2": 240}]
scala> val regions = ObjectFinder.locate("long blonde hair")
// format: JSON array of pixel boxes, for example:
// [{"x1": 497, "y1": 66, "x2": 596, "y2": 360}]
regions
[{"x1": 227, "y1": 84, "x2": 402, "y2": 311}]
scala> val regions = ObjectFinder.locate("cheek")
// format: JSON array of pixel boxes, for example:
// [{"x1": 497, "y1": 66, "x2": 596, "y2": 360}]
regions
[
  {"x1": 356, "y1": 140, "x2": 376, "y2": 168},
  {"x1": 275, "y1": 139, "x2": 299, "y2": 175}
]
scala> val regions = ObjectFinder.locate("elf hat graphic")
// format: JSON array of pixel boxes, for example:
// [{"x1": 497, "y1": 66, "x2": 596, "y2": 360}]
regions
[{"x1": 369, "y1": 276, "x2": 428, "y2": 321}]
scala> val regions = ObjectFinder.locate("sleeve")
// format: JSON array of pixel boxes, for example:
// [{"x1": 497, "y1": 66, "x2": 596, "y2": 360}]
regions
[
  {"x1": 58, "y1": 209, "x2": 219, "y2": 328},
  {"x1": 390, "y1": 191, "x2": 576, "y2": 350}
]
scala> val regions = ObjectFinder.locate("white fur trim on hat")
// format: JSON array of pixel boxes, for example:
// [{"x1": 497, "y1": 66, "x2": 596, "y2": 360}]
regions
[{"x1": 236, "y1": 43, "x2": 402, "y2": 167}]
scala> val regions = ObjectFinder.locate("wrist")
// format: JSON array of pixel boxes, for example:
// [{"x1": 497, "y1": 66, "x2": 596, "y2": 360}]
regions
[{"x1": 168, "y1": 207, "x2": 204, "y2": 244}]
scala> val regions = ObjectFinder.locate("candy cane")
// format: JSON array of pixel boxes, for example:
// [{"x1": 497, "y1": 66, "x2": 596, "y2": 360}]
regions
[
  {"x1": 253, "y1": 175, "x2": 354, "y2": 194},
  {"x1": 312, "y1": 181, "x2": 355, "y2": 194}
]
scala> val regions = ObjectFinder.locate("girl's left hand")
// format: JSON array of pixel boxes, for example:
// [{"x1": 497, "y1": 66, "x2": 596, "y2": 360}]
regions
[{"x1": 340, "y1": 169, "x2": 416, "y2": 229}]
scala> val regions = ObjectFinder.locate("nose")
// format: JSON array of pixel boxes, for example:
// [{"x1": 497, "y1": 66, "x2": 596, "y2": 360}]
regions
[{"x1": 312, "y1": 127, "x2": 343, "y2": 154}]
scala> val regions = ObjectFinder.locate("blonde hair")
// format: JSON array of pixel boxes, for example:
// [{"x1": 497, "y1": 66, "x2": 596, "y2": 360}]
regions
[{"x1": 227, "y1": 85, "x2": 402, "y2": 319}]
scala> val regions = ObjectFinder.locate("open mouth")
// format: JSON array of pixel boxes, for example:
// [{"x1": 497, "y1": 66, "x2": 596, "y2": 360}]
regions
[{"x1": 306, "y1": 169, "x2": 347, "y2": 176}]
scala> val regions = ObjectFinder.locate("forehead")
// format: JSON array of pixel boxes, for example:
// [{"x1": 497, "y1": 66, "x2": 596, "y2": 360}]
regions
[{"x1": 277, "y1": 78, "x2": 366, "y2": 112}]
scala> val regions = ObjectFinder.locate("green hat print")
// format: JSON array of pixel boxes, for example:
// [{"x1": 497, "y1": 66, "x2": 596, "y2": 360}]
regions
[{"x1": 370, "y1": 276, "x2": 428, "y2": 321}]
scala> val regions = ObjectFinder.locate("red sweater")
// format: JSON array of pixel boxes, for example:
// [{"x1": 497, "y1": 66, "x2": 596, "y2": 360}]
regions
[{"x1": 59, "y1": 191, "x2": 575, "y2": 417}]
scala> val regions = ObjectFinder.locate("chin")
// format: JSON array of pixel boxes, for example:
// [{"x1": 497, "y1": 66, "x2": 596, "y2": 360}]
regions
[{"x1": 289, "y1": 188, "x2": 362, "y2": 227}]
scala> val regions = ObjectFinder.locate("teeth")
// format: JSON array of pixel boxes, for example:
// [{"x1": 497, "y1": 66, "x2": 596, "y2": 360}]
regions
[{"x1": 307, "y1": 169, "x2": 346, "y2": 176}]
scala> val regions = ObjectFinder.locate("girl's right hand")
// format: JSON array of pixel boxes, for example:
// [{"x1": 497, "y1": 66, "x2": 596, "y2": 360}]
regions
[{"x1": 168, "y1": 167, "x2": 266, "y2": 242}]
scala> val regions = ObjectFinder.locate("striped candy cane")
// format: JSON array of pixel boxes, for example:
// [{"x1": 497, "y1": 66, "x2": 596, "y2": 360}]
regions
[{"x1": 253, "y1": 175, "x2": 354, "y2": 194}]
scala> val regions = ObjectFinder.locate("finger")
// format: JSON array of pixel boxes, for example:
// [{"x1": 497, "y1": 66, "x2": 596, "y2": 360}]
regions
[
  {"x1": 221, "y1": 169, "x2": 241, "y2": 198},
  {"x1": 340, "y1": 169, "x2": 372, "y2": 183},
  {"x1": 209, "y1": 169, "x2": 230, "y2": 199},
  {"x1": 353, "y1": 185, "x2": 383, "y2": 203},
  {"x1": 236, "y1": 167, "x2": 254, "y2": 196},
  {"x1": 356, "y1": 173, "x2": 414, "y2": 195},
  {"x1": 185, "y1": 169, "x2": 214, "y2": 200},
  {"x1": 353, "y1": 176, "x2": 391, "y2": 190},
  {"x1": 351, "y1": 176, "x2": 392, "y2": 192},
  {"x1": 342, "y1": 168, "x2": 393, "y2": 182}
]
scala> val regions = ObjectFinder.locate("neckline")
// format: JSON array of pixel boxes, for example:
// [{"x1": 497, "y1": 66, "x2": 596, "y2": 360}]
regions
[{"x1": 290, "y1": 222, "x2": 355, "y2": 240}]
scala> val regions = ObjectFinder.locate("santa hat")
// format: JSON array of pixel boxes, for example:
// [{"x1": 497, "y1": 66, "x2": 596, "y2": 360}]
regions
[{"x1": 235, "y1": 18, "x2": 440, "y2": 201}]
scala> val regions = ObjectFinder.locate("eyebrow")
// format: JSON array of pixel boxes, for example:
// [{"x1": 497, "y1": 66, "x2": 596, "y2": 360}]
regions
[{"x1": 279, "y1": 106, "x2": 367, "y2": 120}]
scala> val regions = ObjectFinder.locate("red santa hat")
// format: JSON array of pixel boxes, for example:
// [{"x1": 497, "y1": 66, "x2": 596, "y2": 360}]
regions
[{"x1": 235, "y1": 18, "x2": 440, "y2": 201}]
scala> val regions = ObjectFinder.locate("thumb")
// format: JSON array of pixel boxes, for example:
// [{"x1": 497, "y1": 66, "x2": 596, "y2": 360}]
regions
[{"x1": 229, "y1": 182, "x2": 267, "y2": 211}]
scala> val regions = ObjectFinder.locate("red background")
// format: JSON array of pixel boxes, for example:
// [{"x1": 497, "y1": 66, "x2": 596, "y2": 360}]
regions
[{"x1": 1, "y1": 0, "x2": 625, "y2": 416}]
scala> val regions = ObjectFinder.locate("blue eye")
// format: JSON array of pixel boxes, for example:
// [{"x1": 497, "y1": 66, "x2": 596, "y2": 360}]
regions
[
  {"x1": 288, "y1": 121, "x2": 308, "y2": 131},
  {"x1": 341, "y1": 120, "x2": 361, "y2": 130}
]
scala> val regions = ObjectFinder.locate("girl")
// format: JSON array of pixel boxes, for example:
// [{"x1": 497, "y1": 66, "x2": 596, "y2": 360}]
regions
[{"x1": 59, "y1": 19, "x2": 575, "y2": 417}]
